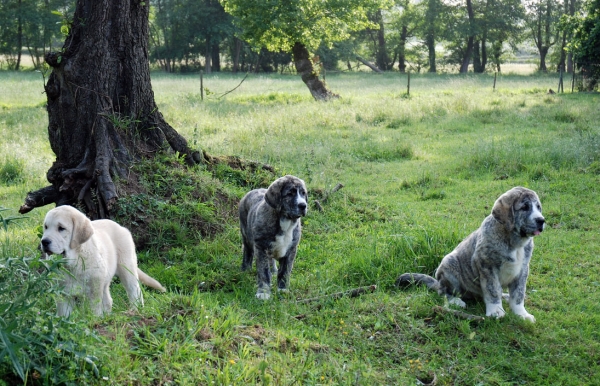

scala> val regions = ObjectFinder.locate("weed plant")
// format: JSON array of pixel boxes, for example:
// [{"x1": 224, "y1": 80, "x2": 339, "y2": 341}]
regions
[{"x1": 0, "y1": 71, "x2": 599, "y2": 384}]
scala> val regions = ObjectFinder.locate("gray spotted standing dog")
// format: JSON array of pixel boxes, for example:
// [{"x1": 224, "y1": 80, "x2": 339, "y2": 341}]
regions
[
  {"x1": 239, "y1": 175, "x2": 308, "y2": 300},
  {"x1": 397, "y1": 187, "x2": 545, "y2": 322}
]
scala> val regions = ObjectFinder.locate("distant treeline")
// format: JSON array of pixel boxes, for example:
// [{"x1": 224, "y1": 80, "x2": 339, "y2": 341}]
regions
[{"x1": 0, "y1": 0, "x2": 588, "y2": 74}]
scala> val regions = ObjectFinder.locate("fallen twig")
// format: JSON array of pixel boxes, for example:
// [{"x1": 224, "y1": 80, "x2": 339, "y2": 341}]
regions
[
  {"x1": 314, "y1": 183, "x2": 345, "y2": 212},
  {"x1": 296, "y1": 285, "x2": 377, "y2": 304},
  {"x1": 432, "y1": 305, "x2": 485, "y2": 322}
]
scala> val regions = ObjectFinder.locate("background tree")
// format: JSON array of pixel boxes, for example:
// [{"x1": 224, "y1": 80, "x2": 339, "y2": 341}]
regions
[
  {"x1": 220, "y1": 0, "x2": 391, "y2": 100},
  {"x1": 20, "y1": 0, "x2": 200, "y2": 217},
  {"x1": 526, "y1": 0, "x2": 561, "y2": 71},
  {"x1": 388, "y1": 0, "x2": 421, "y2": 73},
  {"x1": 567, "y1": 0, "x2": 600, "y2": 89}
]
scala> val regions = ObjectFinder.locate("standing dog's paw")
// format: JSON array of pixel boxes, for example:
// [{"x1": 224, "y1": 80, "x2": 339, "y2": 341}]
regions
[{"x1": 256, "y1": 290, "x2": 271, "y2": 300}]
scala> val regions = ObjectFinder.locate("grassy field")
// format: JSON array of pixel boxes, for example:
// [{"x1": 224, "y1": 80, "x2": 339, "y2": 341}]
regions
[{"x1": 1, "y1": 70, "x2": 599, "y2": 385}]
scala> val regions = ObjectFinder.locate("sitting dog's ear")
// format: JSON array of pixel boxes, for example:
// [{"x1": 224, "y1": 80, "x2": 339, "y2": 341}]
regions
[
  {"x1": 492, "y1": 188, "x2": 520, "y2": 232},
  {"x1": 70, "y1": 211, "x2": 94, "y2": 249},
  {"x1": 264, "y1": 177, "x2": 284, "y2": 211}
]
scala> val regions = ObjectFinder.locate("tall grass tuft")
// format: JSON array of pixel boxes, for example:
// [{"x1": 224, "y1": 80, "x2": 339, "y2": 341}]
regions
[
  {"x1": 0, "y1": 252, "x2": 105, "y2": 383},
  {"x1": 0, "y1": 157, "x2": 24, "y2": 184}
]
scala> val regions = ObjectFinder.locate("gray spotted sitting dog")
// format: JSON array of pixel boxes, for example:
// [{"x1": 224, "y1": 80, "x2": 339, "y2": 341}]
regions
[
  {"x1": 397, "y1": 187, "x2": 545, "y2": 322},
  {"x1": 239, "y1": 175, "x2": 308, "y2": 300}
]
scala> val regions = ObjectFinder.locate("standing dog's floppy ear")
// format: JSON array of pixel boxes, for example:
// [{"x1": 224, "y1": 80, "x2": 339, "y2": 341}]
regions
[
  {"x1": 69, "y1": 209, "x2": 94, "y2": 249},
  {"x1": 264, "y1": 177, "x2": 285, "y2": 212},
  {"x1": 492, "y1": 187, "x2": 522, "y2": 232}
]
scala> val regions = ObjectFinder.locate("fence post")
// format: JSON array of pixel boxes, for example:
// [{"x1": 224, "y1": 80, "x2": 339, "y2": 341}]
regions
[
  {"x1": 493, "y1": 72, "x2": 497, "y2": 91},
  {"x1": 200, "y1": 70, "x2": 204, "y2": 101},
  {"x1": 407, "y1": 71, "x2": 410, "y2": 96}
]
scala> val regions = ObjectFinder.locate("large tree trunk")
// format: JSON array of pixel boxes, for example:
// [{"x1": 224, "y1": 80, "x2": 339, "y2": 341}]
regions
[
  {"x1": 292, "y1": 42, "x2": 338, "y2": 101},
  {"x1": 20, "y1": 0, "x2": 201, "y2": 217}
]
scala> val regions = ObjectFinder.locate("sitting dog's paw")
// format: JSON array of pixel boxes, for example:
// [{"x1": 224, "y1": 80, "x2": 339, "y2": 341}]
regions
[
  {"x1": 277, "y1": 288, "x2": 289, "y2": 293},
  {"x1": 485, "y1": 303, "x2": 506, "y2": 318},
  {"x1": 448, "y1": 297, "x2": 466, "y2": 308},
  {"x1": 256, "y1": 290, "x2": 271, "y2": 300},
  {"x1": 518, "y1": 312, "x2": 535, "y2": 323}
]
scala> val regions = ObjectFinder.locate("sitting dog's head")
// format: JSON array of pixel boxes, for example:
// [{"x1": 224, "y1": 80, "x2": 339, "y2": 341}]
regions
[
  {"x1": 41, "y1": 206, "x2": 94, "y2": 255},
  {"x1": 264, "y1": 175, "x2": 308, "y2": 219},
  {"x1": 492, "y1": 187, "x2": 545, "y2": 237}
]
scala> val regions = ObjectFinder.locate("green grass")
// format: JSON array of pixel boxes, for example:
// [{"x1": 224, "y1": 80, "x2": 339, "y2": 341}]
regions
[{"x1": 1, "y1": 70, "x2": 599, "y2": 384}]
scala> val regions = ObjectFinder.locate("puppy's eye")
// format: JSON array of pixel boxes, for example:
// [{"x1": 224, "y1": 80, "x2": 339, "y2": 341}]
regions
[
  {"x1": 58, "y1": 226, "x2": 66, "y2": 232},
  {"x1": 44, "y1": 225, "x2": 47, "y2": 229},
  {"x1": 521, "y1": 203, "x2": 530, "y2": 211}
]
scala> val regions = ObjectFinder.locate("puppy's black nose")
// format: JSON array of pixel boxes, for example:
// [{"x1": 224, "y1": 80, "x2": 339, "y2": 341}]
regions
[
  {"x1": 536, "y1": 218, "x2": 545, "y2": 227},
  {"x1": 41, "y1": 239, "x2": 51, "y2": 248},
  {"x1": 298, "y1": 202, "x2": 307, "y2": 211}
]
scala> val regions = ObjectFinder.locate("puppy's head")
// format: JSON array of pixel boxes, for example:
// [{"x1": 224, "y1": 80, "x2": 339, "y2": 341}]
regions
[
  {"x1": 264, "y1": 175, "x2": 308, "y2": 219},
  {"x1": 492, "y1": 187, "x2": 545, "y2": 237},
  {"x1": 40, "y1": 206, "x2": 94, "y2": 255}
]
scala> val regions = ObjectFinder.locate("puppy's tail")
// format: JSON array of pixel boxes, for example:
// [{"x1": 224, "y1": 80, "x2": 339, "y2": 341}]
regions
[
  {"x1": 138, "y1": 269, "x2": 167, "y2": 292},
  {"x1": 395, "y1": 273, "x2": 439, "y2": 292}
]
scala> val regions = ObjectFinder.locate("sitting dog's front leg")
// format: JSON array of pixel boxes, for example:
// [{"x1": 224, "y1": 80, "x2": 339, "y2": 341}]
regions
[
  {"x1": 507, "y1": 268, "x2": 535, "y2": 322},
  {"x1": 480, "y1": 270, "x2": 505, "y2": 318}
]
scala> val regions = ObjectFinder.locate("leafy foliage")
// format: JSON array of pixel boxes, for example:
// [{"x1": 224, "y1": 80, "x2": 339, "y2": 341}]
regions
[
  {"x1": 220, "y1": 0, "x2": 391, "y2": 52},
  {"x1": 568, "y1": 0, "x2": 600, "y2": 89}
]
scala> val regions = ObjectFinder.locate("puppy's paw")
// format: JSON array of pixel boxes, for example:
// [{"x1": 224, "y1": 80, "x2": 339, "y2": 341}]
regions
[
  {"x1": 448, "y1": 297, "x2": 466, "y2": 308},
  {"x1": 277, "y1": 288, "x2": 289, "y2": 293},
  {"x1": 256, "y1": 289, "x2": 271, "y2": 300},
  {"x1": 511, "y1": 304, "x2": 535, "y2": 322},
  {"x1": 485, "y1": 303, "x2": 506, "y2": 318}
]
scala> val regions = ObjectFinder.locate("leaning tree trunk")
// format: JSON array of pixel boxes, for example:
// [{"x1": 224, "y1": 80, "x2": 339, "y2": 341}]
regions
[
  {"x1": 20, "y1": 0, "x2": 201, "y2": 218},
  {"x1": 292, "y1": 42, "x2": 338, "y2": 101}
]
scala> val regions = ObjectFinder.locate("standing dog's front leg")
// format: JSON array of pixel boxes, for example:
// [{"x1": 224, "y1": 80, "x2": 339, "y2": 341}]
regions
[
  {"x1": 255, "y1": 247, "x2": 273, "y2": 300},
  {"x1": 277, "y1": 244, "x2": 297, "y2": 293}
]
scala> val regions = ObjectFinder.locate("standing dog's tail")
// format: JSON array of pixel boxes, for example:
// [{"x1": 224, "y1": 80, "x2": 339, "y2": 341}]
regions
[
  {"x1": 395, "y1": 273, "x2": 439, "y2": 292},
  {"x1": 138, "y1": 269, "x2": 167, "y2": 292}
]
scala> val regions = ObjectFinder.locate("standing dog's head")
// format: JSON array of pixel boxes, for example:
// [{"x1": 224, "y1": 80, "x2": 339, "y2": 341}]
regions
[
  {"x1": 264, "y1": 175, "x2": 308, "y2": 219},
  {"x1": 492, "y1": 187, "x2": 545, "y2": 237},
  {"x1": 41, "y1": 206, "x2": 94, "y2": 255}
]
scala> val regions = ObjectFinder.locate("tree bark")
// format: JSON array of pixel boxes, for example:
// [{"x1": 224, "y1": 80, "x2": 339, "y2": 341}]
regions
[
  {"x1": 355, "y1": 55, "x2": 383, "y2": 73},
  {"x1": 233, "y1": 37, "x2": 241, "y2": 73},
  {"x1": 398, "y1": 25, "x2": 408, "y2": 73},
  {"x1": 460, "y1": 0, "x2": 476, "y2": 73},
  {"x1": 292, "y1": 42, "x2": 338, "y2": 101},
  {"x1": 375, "y1": 9, "x2": 389, "y2": 71},
  {"x1": 21, "y1": 0, "x2": 201, "y2": 217}
]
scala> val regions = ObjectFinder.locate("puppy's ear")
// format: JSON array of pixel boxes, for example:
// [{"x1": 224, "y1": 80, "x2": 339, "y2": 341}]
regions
[
  {"x1": 70, "y1": 210, "x2": 94, "y2": 249},
  {"x1": 264, "y1": 177, "x2": 285, "y2": 211},
  {"x1": 492, "y1": 189, "x2": 518, "y2": 232}
]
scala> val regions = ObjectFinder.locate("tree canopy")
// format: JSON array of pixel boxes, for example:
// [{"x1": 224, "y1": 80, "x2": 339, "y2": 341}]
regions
[{"x1": 220, "y1": 0, "x2": 391, "y2": 52}]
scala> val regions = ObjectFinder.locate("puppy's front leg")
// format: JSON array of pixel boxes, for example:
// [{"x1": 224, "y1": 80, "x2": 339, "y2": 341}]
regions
[
  {"x1": 479, "y1": 269, "x2": 505, "y2": 318},
  {"x1": 507, "y1": 267, "x2": 535, "y2": 322},
  {"x1": 255, "y1": 248, "x2": 272, "y2": 300},
  {"x1": 277, "y1": 245, "x2": 297, "y2": 293}
]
